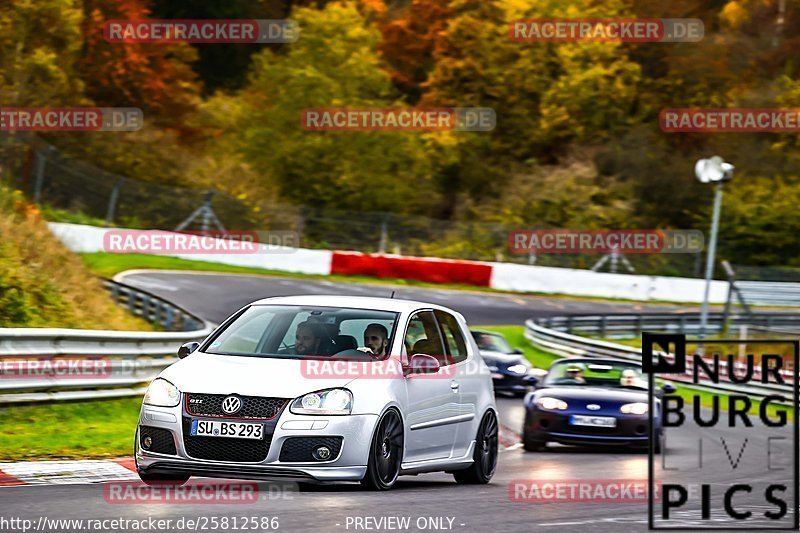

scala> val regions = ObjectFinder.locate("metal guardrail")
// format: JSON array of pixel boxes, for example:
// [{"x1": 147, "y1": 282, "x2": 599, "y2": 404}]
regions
[
  {"x1": 102, "y1": 278, "x2": 205, "y2": 332},
  {"x1": 536, "y1": 312, "x2": 800, "y2": 338},
  {"x1": 734, "y1": 281, "x2": 800, "y2": 307},
  {"x1": 524, "y1": 314, "x2": 798, "y2": 400},
  {"x1": 0, "y1": 280, "x2": 215, "y2": 405}
]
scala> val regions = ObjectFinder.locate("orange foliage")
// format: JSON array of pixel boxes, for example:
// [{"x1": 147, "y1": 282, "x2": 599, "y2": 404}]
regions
[
  {"x1": 79, "y1": 0, "x2": 201, "y2": 128},
  {"x1": 376, "y1": 0, "x2": 453, "y2": 103}
]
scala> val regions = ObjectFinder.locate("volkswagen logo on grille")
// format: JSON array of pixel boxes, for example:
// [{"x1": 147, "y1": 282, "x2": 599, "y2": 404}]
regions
[
  {"x1": 221, "y1": 395, "x2": 242, "y2": 415},
  {"x1": 586, "y1": 404, "x2": 601, "y2": 410}
]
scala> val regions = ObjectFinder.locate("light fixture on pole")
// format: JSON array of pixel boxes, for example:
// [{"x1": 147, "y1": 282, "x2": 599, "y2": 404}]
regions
[{"x1": 695, "y1": 156, "x2": 734, "y2": 340}]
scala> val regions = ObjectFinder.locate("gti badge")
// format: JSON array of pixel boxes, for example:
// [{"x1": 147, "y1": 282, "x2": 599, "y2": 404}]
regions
[
  {"x1": 586, "y1": 404, "x2": 601, "y2": 410},
  {"x1": 221, "y1": 395, "x2": 242, "y2": 415}
]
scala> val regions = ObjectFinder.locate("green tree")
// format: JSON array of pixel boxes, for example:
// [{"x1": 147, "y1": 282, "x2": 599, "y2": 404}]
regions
[
  {"x1": 201, "y1": 2, "x2": 442, "y2": 214},
  {"x1": 0, "y1": 0, "x2": 84, "y2": 106}
]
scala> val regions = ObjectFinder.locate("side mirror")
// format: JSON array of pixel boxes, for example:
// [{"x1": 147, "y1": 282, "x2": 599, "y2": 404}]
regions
[
  {"x1": 512, "y1": 348, "x2": 524, "y2": 355},
  {"x1": 405, "y1": 354, "x2": 440, "y2": 375},
  {"x1": 178, "y1": 341, "x2": 200, "y2": 359},
  {"x1": 662, "y1": 382, "x2": 677, "y2": 394}
]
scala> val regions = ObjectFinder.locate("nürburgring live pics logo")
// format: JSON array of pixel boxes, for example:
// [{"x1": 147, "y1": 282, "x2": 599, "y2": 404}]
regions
[{"x1": 643, "y1": 332, "x2": 799, "y2": 530}]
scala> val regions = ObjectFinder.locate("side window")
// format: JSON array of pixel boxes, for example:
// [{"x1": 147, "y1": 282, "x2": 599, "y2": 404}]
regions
[
  {"x1": 404, "y1": 311, "x2": 446, "y2": 363},
  {"x1": 434, "y1": 310, "x2": 468, "y2": 365}
]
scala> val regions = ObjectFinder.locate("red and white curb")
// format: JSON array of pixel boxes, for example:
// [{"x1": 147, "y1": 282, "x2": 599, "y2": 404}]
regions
[
  {"x1": 0, "y1": 430, "x2": 521, "y2": 487},
  {"x1": 0, "y1": 458, "x2": 138, "y2": 487},
  {"x1": 500, "y1": 424, "x2": 522, "y2": 451}
]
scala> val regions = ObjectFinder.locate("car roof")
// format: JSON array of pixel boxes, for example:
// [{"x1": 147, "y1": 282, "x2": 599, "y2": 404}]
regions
[{"x1": 247, "y1": 294, "x2": 460, "y2": 315}]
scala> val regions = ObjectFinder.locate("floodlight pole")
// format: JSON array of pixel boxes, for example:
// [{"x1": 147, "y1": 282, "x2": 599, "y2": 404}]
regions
[{"x1": 698, "y1": 182, "x2": 723, "y2": 339}]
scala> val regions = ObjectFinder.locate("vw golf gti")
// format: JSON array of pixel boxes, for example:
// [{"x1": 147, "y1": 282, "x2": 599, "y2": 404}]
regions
[{"x1": 135, "y1": 295, "x2": 498, "y2": 490}]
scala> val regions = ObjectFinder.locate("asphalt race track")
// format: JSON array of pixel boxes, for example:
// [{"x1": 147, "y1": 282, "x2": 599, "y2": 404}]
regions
[
  {"x1": 1, "y1": 272, "x2": 780, "y2": 532},
  {"x1": 116, "y1": 270, "x2": 693, "y2": 325}
]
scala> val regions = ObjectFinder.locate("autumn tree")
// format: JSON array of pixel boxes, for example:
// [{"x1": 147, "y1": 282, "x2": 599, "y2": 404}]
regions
[
  {"x1": 0, "y1": 0, "x2": 84, "y2": 106},
  {"x1": 79, "y1": 0, "x2": 201, "y2": 127},
  {"x1": 200, "y1": 2, "x2": 442, "y2": 213},
  {"x1": 376, "y1": 0, "x2": 454, "y2": 103}
]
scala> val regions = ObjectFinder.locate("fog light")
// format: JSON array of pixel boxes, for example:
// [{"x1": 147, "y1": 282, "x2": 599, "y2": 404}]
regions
[
  {"x1": 142, "y1": 435, "x2": 152, "y2": 450},
  {"x1": 312, "y1": 445, "x2": 332, "y2": 461}
]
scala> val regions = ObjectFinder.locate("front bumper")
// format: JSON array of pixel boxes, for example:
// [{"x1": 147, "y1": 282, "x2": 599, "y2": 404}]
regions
[
  {"x1": 135, "y1": 403, "x2": 378, "y2": 482},
  {"x1": 525, "y1": 408, "x2": 657, "y2": 447}
]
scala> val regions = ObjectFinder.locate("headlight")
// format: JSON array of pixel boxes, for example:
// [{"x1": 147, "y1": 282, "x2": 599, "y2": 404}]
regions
[
  {"x1": 507, "y1": 364, "x2": 527, "y2": 375},
  {"x1": 143, "y1": 378, "x2": 180, "y2": 407},
  {"x1": 537, "y1": 397, "x2": 568, "y2": 410},
  {"x1": 620, "y1": 402, "x2": 648, "y2": 415},
  {"x1": 290, "y1": 388, "x2": 353, "y2": 415}
]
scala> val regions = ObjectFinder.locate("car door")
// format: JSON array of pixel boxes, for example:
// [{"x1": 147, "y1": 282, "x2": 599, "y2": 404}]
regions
[
  {"x1": 434, "y1": 310, "x2": 478, "y2": 458},
  {"x1": 402, "y1": 310, "x2": 461, "y2": 463}
]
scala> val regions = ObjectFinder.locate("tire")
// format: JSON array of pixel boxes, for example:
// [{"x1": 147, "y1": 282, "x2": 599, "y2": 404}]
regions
[
  {"x1": 361, "y1": 409, "x2": 404, "y2": 490},
  {"x1": 522, "y1": 432, "x2": 545, "y2": 452},
  {"x1": 454, "y1": 410, "x2": 498, "y2": 484},
  {"x1": 138, "y1": 471, "x2": 190, "y2": 486}
]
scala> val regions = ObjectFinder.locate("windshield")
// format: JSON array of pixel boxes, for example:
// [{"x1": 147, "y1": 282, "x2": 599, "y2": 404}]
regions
[
  {"x1": 472, "y1": 332, "x2": 512, "y2": 353},
  {"x1": 204, "y1": 305, "x2": 399, "y2": 360},
  {"x1": 542, "y1": 360, "x2": 647, "y2": 390}
]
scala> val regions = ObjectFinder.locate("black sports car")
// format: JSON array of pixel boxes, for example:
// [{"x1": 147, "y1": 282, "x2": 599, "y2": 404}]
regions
[
  {"x1": 471, "y1": 330, "x2": 542, "y2": 397},
  {"x1": 522, "y1": 358, "x2": 674, "y2": 452}
]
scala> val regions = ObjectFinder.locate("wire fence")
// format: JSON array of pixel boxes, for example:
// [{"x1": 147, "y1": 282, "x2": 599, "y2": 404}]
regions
[{"x1": 0, "y1": 132, "x2": 710, "y2": 277}]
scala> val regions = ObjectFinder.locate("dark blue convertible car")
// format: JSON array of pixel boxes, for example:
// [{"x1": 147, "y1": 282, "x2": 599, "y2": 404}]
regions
[
  {"x1": 522, "y1": 358, "x2": 673, "y2": 452},
  {"x1": 471, "y1": 330, "x2": 543, "y2": 397}
]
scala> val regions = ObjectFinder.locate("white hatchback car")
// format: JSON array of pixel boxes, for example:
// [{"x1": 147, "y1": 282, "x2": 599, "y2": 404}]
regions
[{"x1": 135, "y1": 295, "x2": 498, "y2": 490}]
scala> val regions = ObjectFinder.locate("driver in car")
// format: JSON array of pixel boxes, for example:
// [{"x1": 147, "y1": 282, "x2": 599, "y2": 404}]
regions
[
  {"x1": 280, "y1": 321, "x2": 321, "y2": 356},
  {"x1": 357, "y1": 323, "x2": 389, "y2": 357},
  {"x1": 620, "y1": 368, "x2": 645, "y2": 388},
  {"x1": 564, "y1": 364, "x2": 586, "y2": 384}
]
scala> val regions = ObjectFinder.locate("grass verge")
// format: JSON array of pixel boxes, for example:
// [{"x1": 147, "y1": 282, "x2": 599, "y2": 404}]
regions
[{"x1": 0, "y1": 398, "x2": 141, "y2": 461}]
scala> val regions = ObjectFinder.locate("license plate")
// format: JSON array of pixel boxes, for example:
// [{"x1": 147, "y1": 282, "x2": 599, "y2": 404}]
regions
[
  {"x1": 570, "y1": 415, "x2": 617, "y2": 428},
  {"x1": 190, "y1": 420, "x2": 264, "y2": 440}
]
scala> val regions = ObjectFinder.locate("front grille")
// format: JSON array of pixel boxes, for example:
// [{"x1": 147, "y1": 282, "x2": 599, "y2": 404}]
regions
[
  {"x1": 185, "y1": 393, "x2": 287, "y2": 419},
  {"x1": 182, "y1": 417, "x2": 272, "y2": 462},
  {"x1": 140, "y1": 426, "x2": 177, "y2": 455},
  {"x1": 279, "y1": 437, "x2": 343, "y2": 462}
]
